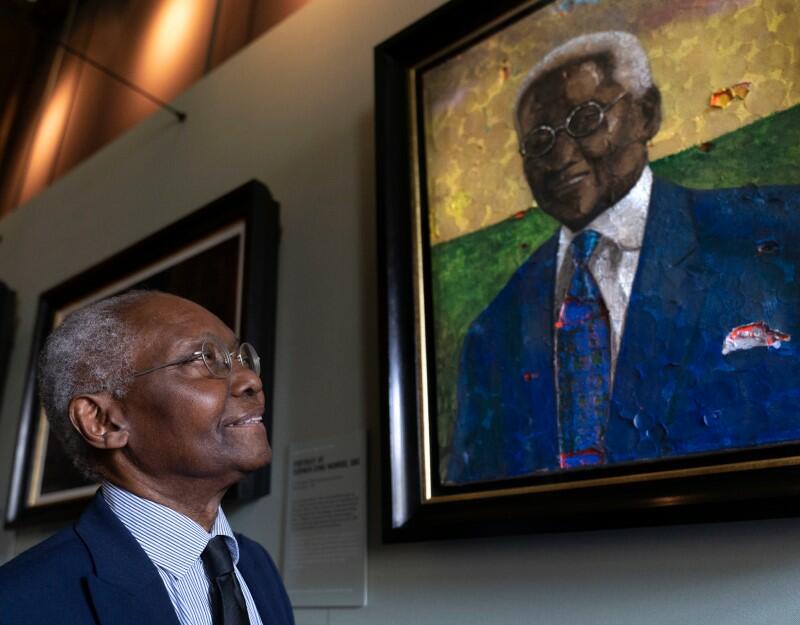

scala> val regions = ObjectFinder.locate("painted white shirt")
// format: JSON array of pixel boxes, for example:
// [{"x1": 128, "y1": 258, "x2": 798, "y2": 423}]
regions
[{"x1": 554, "y1": 166, "x2": 653, "y2": 378}]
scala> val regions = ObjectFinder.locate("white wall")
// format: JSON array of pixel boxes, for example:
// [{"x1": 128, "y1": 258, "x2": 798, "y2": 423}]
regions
[{"x1": 2, "y1": 0, "x2": 800, "y2": 623}]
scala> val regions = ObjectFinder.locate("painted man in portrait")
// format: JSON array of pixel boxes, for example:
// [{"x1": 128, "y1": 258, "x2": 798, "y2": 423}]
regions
[{"x1": 447, "y1": 31, "x2": 800, "y2": 484}]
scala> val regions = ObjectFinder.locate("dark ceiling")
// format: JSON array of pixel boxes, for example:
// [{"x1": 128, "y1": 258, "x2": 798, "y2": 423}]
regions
[
  {"x1": 0, "y1": 0, "x2": 313, "y2": 215},
  {"x1": 0, "y1": 0, "x2": 75, "y2": 207},
  {"x1": 1, "y1": 0, "x2": 75, "y2": 101}
]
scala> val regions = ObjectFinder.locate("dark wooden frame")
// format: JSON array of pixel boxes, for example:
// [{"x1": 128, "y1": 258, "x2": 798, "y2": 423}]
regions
[
  {"x1": 5, "y1": 180, "x2": 280, "y2": 527},
  {"x1": 0, "y1": 282, "x2": 16, "y2": 430},
  {"x1": 375, "y1": 0, "x2": 800, "y2": 542}
]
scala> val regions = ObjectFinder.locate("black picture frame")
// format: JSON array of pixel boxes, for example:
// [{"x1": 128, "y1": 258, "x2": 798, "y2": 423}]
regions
[
  {"x1": 375, "y1": 0, "x2": 800, "y2": 542},
  {"x1": 5, "y1": 180, "x2": 280, "y2": 527},
  {"x1": 0, "y1": 282, "x2": 16, "y2": 429}
]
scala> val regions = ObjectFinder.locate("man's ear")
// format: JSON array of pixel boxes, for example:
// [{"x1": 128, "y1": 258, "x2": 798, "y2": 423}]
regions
[
  {"x1": 637, "y1": 85, "x2": 662, "y2": 142},
  {"x1": 68, "y1": 393, "x2": 130, "y2": 450}
]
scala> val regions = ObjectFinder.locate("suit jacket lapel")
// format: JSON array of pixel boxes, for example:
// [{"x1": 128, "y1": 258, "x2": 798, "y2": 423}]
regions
[
  {"x1": 237, "y1": 543, "x2": 271, "y2": 620},
  {"x1": 609, "y1": 178, "x2": 708, "y2": 459},
  {"x1": 75, "y1": 493, "x2": 181, "y2": 625}
]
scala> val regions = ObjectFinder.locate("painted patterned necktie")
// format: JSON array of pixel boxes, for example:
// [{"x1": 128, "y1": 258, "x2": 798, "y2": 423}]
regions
[
  {"x1": 201, "y1": 536, "x2": 251, "y2": 625},
  {"x1": 555, "y1": 229, "x2": 611, "y2": 468}
]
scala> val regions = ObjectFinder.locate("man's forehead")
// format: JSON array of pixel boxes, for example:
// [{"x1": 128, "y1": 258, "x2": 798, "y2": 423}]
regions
[
  {"x1": 518, "y1": 53, "x2": 615, "y2": 119},
  {"x1": 122, "y1": 293, "x2": 219, "y2": 337},
  {"x1": 122, "y1": 292, "x2": 189, "y2": 322},
  {"x1": 120, "y1": 294, "x2": 233, "y2": 362}
]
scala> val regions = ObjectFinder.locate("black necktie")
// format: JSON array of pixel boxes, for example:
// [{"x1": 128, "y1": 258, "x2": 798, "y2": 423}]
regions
[{"x1": 201, "y1": 536, "x2": 251, "y2": 625}]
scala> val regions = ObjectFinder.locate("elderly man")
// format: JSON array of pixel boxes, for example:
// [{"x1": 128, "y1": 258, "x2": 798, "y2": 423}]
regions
[
  {"x1": 448, "y1": 31, "x2": 800, "y2": 483},
  {"x1": 0, "y1": 291, "x2": 294, "y2": 625}
]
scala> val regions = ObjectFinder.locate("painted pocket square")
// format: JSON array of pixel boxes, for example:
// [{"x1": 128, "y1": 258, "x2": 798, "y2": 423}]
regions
[{"x1": 721, "y1": 321, "x2": 791, "y2": 356}]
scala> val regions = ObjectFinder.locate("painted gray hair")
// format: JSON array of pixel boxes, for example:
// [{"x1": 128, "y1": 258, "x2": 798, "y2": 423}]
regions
[
  {"x1": 514, "y1": 31, "x2": 654, "y2": 132},
  {"x1": 38, "y1": 290, "x2": 153, "y2": 477}
]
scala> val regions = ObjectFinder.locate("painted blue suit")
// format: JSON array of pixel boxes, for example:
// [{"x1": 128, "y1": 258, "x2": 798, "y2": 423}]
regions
[
  {"x1": 448, "y1": 178, "x2": 800, "y2": 484},
  {"x1": 0, "y1": 493, "x2": 295, "y2": 625}
]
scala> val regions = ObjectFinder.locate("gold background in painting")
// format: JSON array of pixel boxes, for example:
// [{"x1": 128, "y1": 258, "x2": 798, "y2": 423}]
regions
[{"x1": 422, "y1": 0, "x2": 799, "y2": 245}]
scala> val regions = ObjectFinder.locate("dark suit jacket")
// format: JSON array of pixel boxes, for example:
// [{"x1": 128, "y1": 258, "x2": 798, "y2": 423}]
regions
[
  {"x1": 448, "y1": 178, "x2": 800, "y2": 483},
  {"x1": 0, "y1": 493, "x2": 295, "y2": 625}
]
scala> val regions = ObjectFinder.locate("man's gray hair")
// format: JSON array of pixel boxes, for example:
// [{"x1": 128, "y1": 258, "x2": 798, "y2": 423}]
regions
[
  {"x1": 515, "y1": 31, "x2": 654, "y2": 130},
  {"x1": 38, "y1": 290, "x2": 153, "y2": 477}
]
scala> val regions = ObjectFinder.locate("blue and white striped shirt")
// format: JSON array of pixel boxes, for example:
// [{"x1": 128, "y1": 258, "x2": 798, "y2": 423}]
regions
[{"x1": 102, "y1": 482, "x2": 264, "y2": 625}]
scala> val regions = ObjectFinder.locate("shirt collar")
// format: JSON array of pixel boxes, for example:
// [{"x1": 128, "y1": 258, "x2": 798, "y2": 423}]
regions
[
  {"x1": 101, "y1": 482, "x2": 239, "y2": 579},
  {"x1": 558, "y1": 165, "x2": 652, "y2": 252}
]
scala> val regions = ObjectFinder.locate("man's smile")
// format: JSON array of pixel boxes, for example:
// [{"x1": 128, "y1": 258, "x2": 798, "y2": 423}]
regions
[
  {"x1": 550, "y1": 171, "x2": 589, "y2": 193},
  {"x1": 224, "y1": 411, "x2": 264, "y2": 428}
]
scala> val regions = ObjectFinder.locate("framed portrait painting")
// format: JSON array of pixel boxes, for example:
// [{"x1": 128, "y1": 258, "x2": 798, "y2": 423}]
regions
[
  {"x1": 5, "y1": 180, "x2": 280, "y2": 527},
  {"x1": 376, "y1": 0, "x2": 800, "y2": 541}
]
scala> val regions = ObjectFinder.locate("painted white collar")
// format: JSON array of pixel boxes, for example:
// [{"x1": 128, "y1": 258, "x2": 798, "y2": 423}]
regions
[{"x1": 558, "y1": 165, "x2": 652, "y2": 252}]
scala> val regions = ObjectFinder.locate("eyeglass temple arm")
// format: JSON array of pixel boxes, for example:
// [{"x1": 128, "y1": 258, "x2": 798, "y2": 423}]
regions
[{"x1": 132, "y1": 351, "x2": 204, "y2": 378}]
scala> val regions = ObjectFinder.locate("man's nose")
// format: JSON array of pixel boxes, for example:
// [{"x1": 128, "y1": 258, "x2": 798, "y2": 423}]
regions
[
  {"x1": 230, "y1": 363, "x2": 263, "y2": 397},
  {"x1": 545, "y1": 128, "x2": 581, "y2": 169}
]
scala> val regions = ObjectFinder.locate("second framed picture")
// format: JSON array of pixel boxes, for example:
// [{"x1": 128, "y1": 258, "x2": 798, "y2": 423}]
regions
[
  {"x1": 377, "y1": 0, "x2": 800, "y2": 541},
  {"x1": 6, "y1": 180, "x2": 280, "y2": 527}
]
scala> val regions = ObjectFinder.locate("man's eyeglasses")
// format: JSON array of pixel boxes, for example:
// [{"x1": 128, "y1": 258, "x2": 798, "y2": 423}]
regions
[
  {"x1": 518, "y1": 90, "x2": 628, "y2": 159},
  {"x1": 133, "y1": 338, "x2": 261, "y2": 379}
]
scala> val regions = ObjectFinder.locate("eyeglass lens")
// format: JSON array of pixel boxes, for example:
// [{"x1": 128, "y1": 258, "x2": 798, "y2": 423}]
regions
[
  {"x1": 239, "y1": 342, "x2": 261, "y2": 377},
  {"x1": 568, "y1": 103, "x2": 603, "y2": 136},
  {"x1": 201, "y1": 339, "x2": 261, "y2": 378},
  {"x1": 522, "y1": 102, "x2": 605, "y2": 158}
]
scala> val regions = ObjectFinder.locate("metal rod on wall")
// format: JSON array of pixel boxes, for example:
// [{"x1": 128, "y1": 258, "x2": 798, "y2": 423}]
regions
[{"x1": 57, "y1": 40, "x2": 187, "y2": 122}]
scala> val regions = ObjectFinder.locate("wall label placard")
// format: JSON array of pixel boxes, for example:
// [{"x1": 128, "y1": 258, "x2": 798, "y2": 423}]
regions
[{"x1": 283, "y1": 432, "x2": 366, "y2": 607}]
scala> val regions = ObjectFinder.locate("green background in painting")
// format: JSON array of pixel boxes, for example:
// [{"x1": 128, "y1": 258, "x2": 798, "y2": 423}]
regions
[{"x1": 431, "y1": 104, "x2": 800, "y2": 478}]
